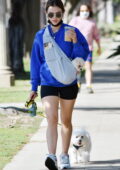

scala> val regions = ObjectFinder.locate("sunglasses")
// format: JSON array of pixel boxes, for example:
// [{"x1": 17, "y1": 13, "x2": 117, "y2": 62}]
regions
[{"x1": 48, "y1": 12, "x2": 62, "y2": 18}]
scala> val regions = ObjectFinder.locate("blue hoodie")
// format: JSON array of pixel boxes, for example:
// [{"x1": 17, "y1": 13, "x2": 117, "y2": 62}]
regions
[{"x1": 30, "y1": 23, "x2": 90, "y2": 91}]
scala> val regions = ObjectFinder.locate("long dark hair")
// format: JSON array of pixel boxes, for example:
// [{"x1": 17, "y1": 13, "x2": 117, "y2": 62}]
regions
[
  {"x1": 78, "y1": 3, "x2": 93, "y2": 18},
  {"x1": 46, "y1": 0, "x2": 65, "y2": 13}
]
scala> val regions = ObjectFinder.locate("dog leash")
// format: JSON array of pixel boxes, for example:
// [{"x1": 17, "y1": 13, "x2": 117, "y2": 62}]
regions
[{"x1": 25, "y1": 99, "x2": 61, "y2": 126}]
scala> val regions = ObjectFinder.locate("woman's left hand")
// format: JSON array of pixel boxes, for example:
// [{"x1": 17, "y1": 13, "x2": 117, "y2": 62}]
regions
[{"x1": 66, "y1": 29, "x2": 77, "y2": 43}]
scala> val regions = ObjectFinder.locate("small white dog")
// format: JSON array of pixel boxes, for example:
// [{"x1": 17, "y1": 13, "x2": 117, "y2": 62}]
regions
[
  {"x1": 69, "y1": 128, "x2": 92, "y2": 164},
  {"x1": 72, "y1": 57, "x2": 85, "y2": 72}
]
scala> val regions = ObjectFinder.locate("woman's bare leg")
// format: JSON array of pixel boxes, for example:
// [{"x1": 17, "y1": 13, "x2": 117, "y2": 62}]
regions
[
  {"x1": 42, "y1": 96, "x2": 59, "y2": 154},
  {"x1": 85, "y1": 61, "x2": 92, "y2": 86},
  {"x1": 60, "y1": 99, "x2": 76, "y2": 154}
]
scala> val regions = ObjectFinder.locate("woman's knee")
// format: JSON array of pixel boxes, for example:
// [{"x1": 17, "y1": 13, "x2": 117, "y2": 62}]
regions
[
  {"x1": 62, "y1": 119, "x2": 72, "y2": 128},
  {"x1": 46, "y1": 113, "x2": 58, "y2": 125}
]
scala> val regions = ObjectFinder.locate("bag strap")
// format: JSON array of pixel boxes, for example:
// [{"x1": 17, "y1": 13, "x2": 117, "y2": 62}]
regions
[{"x1": 43, "y1": 26, "x2": 72, "y2": 63}]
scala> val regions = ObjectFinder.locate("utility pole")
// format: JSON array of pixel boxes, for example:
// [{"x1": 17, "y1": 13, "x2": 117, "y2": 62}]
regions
[{"x1": 0, "y1": 0, "x2": 14, "y2": 87}]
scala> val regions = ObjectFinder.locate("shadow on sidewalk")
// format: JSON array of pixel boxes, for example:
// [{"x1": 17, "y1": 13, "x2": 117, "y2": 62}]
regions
[
  {"x1": 66, "y1": 159, "x2": 120, "y2": 169},
  {"x1": 74, "y1": 107, "x2": 120, "y2": 112},
  {"x1": 93, "y1": 70, "x2": 120, "y2": 84},
  {"x1": 91, "y1": 159, "x2": 120, "y2": 164}
]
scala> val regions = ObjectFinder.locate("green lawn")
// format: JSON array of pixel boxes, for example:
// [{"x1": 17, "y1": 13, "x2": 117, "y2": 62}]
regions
[
  {"x1": 0, "y1": 57, "x2": 40, "y2": 103},
  {"x1": 0, "y1": 114, "x2": 42, "y2": 170},
  {"x1": 0, "y1": 80, "x2": 30, "y2": 103},
  {"x1": 0, "y1": 57, "x2": 42, "y2": 170},
  {"x1": 99, "y1": 20, "x2": 120, "y2": 38}
]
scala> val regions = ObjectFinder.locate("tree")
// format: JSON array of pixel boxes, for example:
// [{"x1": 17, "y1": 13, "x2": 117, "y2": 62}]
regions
[
  {"x1": 113, "y1": 0, "x2": 120, "y2": 2},
  {"x1": 8, "y1": 0, "x2": 25, "y2": 73},
  {"x1": 63, "y1": 0, "x2": 80, "y2": 22}
]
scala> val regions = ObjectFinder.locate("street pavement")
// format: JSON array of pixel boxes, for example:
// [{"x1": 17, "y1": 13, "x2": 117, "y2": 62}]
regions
[{"x1": 3, "y1": 40, "x2": 120, "y2": 170}]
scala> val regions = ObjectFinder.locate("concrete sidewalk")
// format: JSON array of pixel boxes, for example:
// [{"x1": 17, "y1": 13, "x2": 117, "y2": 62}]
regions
[{"x1": 3, "y1": 52, "x2": 120, "y2": 169}]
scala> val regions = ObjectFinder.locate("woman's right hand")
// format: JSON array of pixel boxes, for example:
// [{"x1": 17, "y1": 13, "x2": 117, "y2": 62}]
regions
[
  {"x1": 28, "y1": 91, "x2": 38, "y2": 102},
  {"x1": 25, "y1": 91, "x2": 38, "y2": 107}
]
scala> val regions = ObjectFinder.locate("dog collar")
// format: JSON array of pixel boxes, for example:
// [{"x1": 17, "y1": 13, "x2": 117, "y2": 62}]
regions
[{"x1": 73, "y1": 144, "x2": 81, "y2": 150}]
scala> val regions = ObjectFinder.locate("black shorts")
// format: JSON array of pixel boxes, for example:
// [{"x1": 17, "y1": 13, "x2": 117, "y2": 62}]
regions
[{"x1": 40, "y1": 84, "x2": 78, "y2": 100}]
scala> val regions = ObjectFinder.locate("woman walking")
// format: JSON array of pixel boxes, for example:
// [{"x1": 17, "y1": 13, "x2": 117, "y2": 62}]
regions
[
  {"x1": 28, "y1": 0, "x2": 89, "y2": 169},
  {"x1": 69, "y1": 3, "x2": 101, "y2": 93}
]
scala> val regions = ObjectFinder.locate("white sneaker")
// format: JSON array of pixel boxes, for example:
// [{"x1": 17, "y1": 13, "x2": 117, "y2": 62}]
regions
[
  {"x1": 59, "y1": 154, "x2": 71, "y2": 169},
  {"x1": 45, "y1": 154, "x2": 58, "y2": 170}
]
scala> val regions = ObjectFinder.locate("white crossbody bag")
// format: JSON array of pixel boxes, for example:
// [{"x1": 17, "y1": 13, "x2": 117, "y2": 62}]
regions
[{"x1": 43, "y1": 26, "x2": 77, "y2": 85}]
